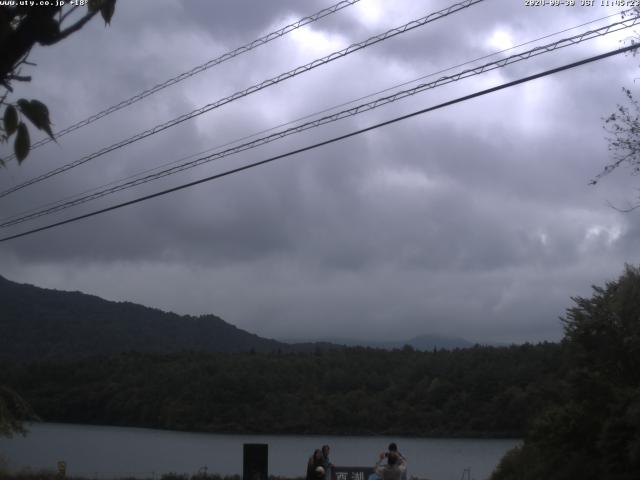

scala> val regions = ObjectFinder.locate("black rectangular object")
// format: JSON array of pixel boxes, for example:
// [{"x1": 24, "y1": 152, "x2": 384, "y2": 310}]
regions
[{"x1": 243, "y1": 443, "x2": 268, "y2": 480}]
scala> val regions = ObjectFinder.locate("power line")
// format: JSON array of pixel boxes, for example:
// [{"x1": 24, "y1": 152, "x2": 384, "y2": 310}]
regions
[
  {"x1": 3, "y1": 0, "x2": 362, "y2": 162},
  {"x1": 2, "y1": 11, "x2": 621, "y2": 227},
  {"x1": 0, "y1": 0, "x2": 484, "y2": 199},
  {"x1": 2, "y1": 15, "x2": 637, "y2": 229},
  {"x1": 1, "y1": 43, "x2": 636, "y2": 243},
  {"x1": 6, "y1": 8, "x2": 625, "y2": 226},
  {"x1": 2, "y1": 15, "x2": 635, "y2": 227},
  {"x1": 5, "y1": 7, "x2": 626, "y2": 224}
]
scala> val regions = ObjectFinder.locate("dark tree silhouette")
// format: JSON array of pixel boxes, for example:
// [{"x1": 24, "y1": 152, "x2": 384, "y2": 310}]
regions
[
  {"x1": 491, "y1": 265, "x2": 640, "y2": 480},
  {"x1": 0, "y1": 0, "x2": 116, "y2": 164}
]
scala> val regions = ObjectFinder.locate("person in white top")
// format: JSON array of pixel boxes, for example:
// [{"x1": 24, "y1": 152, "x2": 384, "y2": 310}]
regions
[
  {"x1": 373, "y1": 451, "x2": 407, "y2": 480},
  {"x1": 387, "y1": 443, "x2": 408, "y2": 480}
]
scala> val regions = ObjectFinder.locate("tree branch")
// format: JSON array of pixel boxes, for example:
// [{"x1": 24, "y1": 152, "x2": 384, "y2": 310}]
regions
[
  {"x1": 6, "y1": 74, "x2": 30, "y2": 82},
  {"x1": 59, "y1": 4, "x2": 79, "y2": 25},
  {"x1": 55, "y1": 9, "x2": 98, "y2": 42}
]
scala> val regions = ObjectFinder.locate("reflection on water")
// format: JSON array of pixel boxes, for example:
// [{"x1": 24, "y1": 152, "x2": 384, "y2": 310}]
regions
[{"x1": 0, "y1": 423, "x2": 519, "y2": 480}]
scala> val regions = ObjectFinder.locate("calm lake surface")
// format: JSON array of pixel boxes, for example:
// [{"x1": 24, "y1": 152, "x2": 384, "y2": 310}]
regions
[{"x1": 0, "y1": 423, "x2": 519, "y2": 480}]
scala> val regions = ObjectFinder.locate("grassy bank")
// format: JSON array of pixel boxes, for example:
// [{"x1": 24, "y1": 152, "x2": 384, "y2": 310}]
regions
[{"x1": 0, "y1": 473, "x2": 305, "y2": 480}]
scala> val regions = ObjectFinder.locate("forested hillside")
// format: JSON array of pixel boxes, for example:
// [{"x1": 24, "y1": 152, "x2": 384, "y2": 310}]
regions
[
  {"x1": 0, "y1": 343, "x2": 564, "y2": 437},
  {"x1": 491, "y1": 266, "x2": 640, "y2": 480},
  {"x1": 0, "y1": 275, "x2": 290, "y2": 359}
]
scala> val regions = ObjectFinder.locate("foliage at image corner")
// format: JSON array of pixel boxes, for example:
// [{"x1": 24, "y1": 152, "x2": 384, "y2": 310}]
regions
[
  {"x1": 0, "y1": 0, "x2": 116, "y2": 166},
  {"x1": 595, "y1": 8, "x2": 640, "y2": 209},
  {"x1": 490, "y1": 264, "x2": 640, "y2": 480}
]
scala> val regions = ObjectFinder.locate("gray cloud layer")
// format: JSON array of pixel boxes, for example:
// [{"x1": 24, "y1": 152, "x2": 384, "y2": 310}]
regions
[{"x1": 1, "y1": 0, "x2": 639, "y2": 343}]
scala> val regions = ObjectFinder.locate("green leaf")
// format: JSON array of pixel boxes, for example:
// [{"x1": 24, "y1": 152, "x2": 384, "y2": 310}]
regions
[
  {"x1": 3, "y1": 105, "x2": 18, "y2": 137},
  {"x1": 17, "y1": 99, "x2": 54, "y2": 141},
  {"x1": 28, "y1": 100, "x2": 54, "y2": 140},
  {"x1": 101, "y1": 0, "x2": 116, "y2": 25},
  {"x1": 14, "y1": 122, "x2": 30, "y2": 163},
  {"x1": 16, "y1": 99, "x2": 28, "y2": 111}
]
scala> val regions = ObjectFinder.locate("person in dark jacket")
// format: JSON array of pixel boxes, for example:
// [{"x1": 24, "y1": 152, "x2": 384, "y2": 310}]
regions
[
  {"x1": 307, "y1": 449, "x2": 325, "y2": 480},
  {"x1": 321, "y1": 445, "x2": 333, "y2": 480}
]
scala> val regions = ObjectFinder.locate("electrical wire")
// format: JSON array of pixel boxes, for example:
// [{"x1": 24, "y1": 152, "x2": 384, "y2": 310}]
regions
[
  {"x1": 2, "y1": 15, "x2": 637, "y2": 229},
  {"x1": 1, "y1": 43, "x2": 636, "y2": 243},
  {"x1": 3, "y1": 0, "x2": 362, "y2": 161},
  {"x1": 1, "y1": 8, "x2": 625, "y2": 226},
  {"x1": 0, "y1": 0, "x2": 484, "y2": 199}
]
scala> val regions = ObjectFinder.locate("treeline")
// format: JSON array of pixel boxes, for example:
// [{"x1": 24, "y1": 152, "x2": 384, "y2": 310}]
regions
[
  {"x1": 0, "y1": 342, "x2": 565, "y2": 438},
  {"x1": 491, "y1": 265, "x2": 640, "y2": 480}
]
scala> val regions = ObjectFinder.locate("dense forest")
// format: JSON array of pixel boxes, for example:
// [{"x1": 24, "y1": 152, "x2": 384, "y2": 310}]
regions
[
  {"x1": 491, "y1": 265, "x2": 640, "y2": 480},
  {"x1": 0, "y1": 343, "x2": 563, "y2": 438}
]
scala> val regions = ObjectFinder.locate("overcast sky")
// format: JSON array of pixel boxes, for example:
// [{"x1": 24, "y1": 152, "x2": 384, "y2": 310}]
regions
[{"x1": 1, "y1": 0, "x2": 639, "y2": 344}]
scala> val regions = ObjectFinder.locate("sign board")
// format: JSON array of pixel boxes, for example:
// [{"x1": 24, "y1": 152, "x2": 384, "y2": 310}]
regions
[
  {"x1": 243, "y1": 443, "x2": 268, "y2": 480},
  {"x1": 332, "y1": 466, "x2": 374, "y2": 480}
]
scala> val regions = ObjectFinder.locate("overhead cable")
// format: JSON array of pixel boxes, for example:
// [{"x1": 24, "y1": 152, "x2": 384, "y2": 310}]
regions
[
  {"x1": 3, "y1": 0, "x2": 362, "y2": 161},
  {"x1": 2, "y1": 15, "x2": 637, "y2": 229},
  {"x1": 2, "y1": 10, "x2": 625, "y2": 226},
  {"x1": 1, "y1": 42, "x2": 636, "y2": 243},
  {"x1": 0, "y1": 0, "x2": 484, "y2": 198}
]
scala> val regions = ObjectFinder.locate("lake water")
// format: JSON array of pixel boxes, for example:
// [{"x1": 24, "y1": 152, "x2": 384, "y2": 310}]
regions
[{"x1": 0, "y1": 423, "x2": 519, "y2": 480}]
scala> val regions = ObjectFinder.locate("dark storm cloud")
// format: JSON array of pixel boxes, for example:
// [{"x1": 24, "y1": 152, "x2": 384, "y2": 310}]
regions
[{"x1": 1, "y1": 0, "x2": 638, "y2": 343}]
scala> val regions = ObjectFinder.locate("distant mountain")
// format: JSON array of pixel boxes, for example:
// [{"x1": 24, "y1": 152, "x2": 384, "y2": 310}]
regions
[
  {"x1": 0, "y1": 274, "x2": 303, "y2": 360},
  {"x1": 287, "y1": 333, "x2": 475, "y2": 351},
  {"x1": 404, "y1": 334, "x2": 475, "y2": 350}
]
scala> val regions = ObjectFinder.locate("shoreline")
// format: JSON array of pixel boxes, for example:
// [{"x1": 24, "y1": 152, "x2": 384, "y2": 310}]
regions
[{"x1": 18, "y1": 421, "x2": 523, "y2": 441}]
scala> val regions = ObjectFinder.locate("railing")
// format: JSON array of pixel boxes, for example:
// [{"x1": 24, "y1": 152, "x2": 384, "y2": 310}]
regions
[{"x1": 459, "y1": 467, "x2": 473, "y2": 480}]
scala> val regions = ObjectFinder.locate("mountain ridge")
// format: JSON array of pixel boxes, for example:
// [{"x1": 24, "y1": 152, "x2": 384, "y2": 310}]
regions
[
  {"x1": 0, "y1": 274, "x2": 293, "y2": 360},
  {"x1": 0, "y1": 274, "x2": 476, "y2": 360}
]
